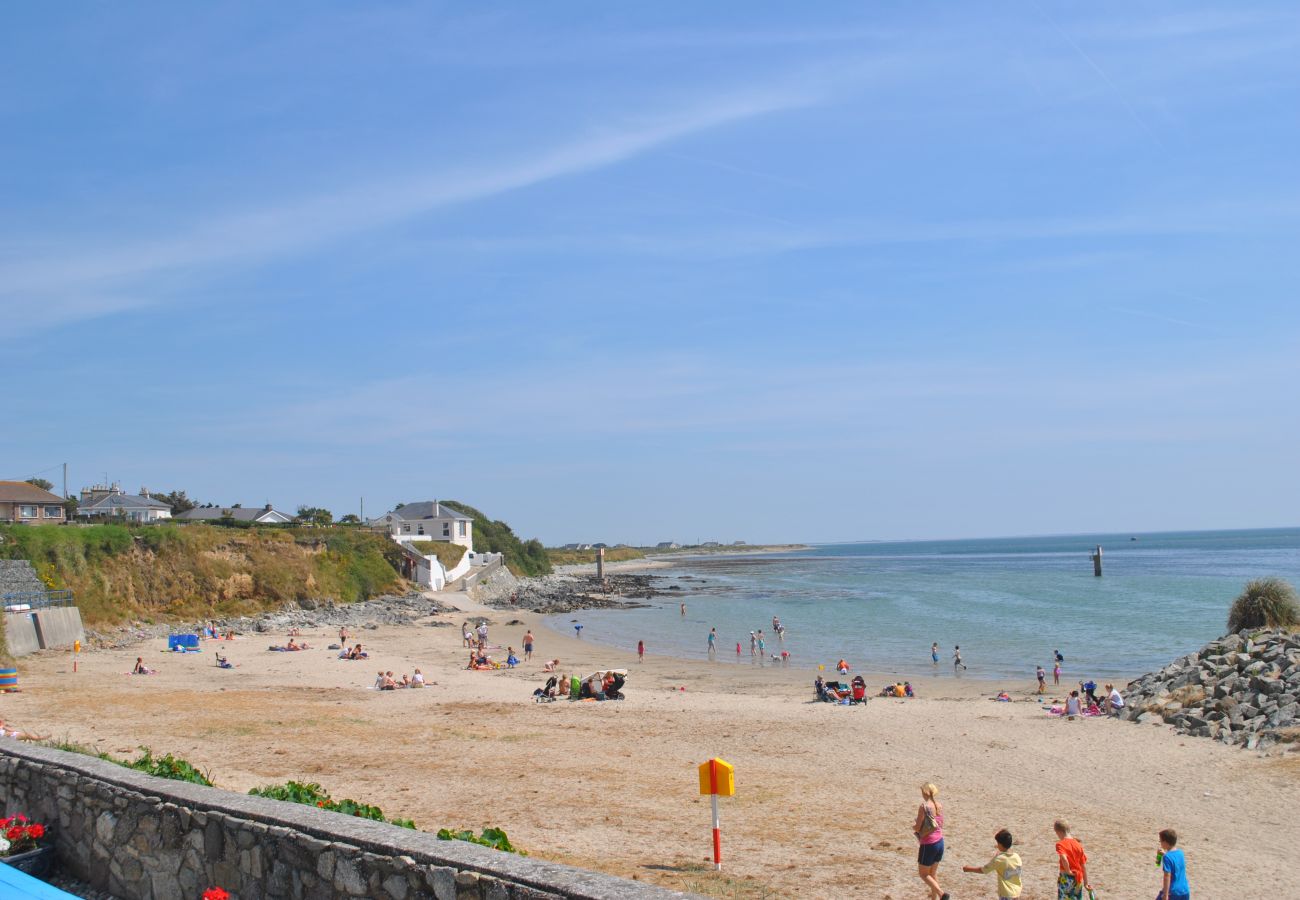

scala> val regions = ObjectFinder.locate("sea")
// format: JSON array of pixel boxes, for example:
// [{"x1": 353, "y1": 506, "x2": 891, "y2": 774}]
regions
[{"x1": 545, "y1": 528, "x2": 1300, "y2": 681}]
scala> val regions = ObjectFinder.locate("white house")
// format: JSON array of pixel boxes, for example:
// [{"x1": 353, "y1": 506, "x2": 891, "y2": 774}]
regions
[
  {"x1": 77, "y1": 484, "x2": 172, "y2": 523},
  {"x1": 370, "y1": 501, "x2": 473, "y2": 549}
]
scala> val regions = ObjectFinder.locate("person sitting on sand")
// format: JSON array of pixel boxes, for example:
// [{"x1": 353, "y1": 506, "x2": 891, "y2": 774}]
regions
[
  {"x1": 132, "y1": 657, "x2": 156, "y2": 675},
  {"x1": 382, "y1": 671, "x2": 399, "y2": 690},
  {"x1": 996, "y1": 691, "x2": 1012, "y2": 702},
  {"x1": 557, "y1": 674, "x2": 570, "y2": 697},
  {"x1": 286, "y1": 639, "x2": 299, "y2": 651},
  {"x1": 904, "y1": 682, "x2": 915, "y2": 698},
  {"x1": 215, "y1": 653, "x2": 233, "y2": 669},
  {"x1": 0, "y1": 719, "x2": 50, "y2": 742},
  {"x1": 1065, "y1": 690, "x2": 1082, "y2": 720},
  {"x1": 542, "y1": 659, "x2": 560, "y2": 672},
  {"x1": 1106, "y1": 683, "x2": 1125, "y2": 717},
  {"x1": 410, "y1": 668, "x2": 426, "y2": 687},
  {"x1": 288, "y1": 627, "x2": 301, "y2": 637},
  {"x1": 837, "y1": 659, "x2": 850, "y2": 676},
  {"x1": 585, "y1": 672, "x2": 605, "y2": 700}
]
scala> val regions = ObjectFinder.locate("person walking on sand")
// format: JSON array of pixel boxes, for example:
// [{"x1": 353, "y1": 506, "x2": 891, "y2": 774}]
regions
[
  {"x1": 637, "y1": 639, "x2": 645, "y2": 662},
  {"x1": 962, "y1": 828, "x2": 1022, "y2": 898},
  {"x1": 523, "y1": 630, "x2": 534, "y2": 662},
  {"x1": 1156, "y1": 828, "x2": 1190, "y2": 900},
  {"x1": 931, "y1": 642, "x2": 940, "y2": 665},
  {"x1": 953, "y1": 645, "x2": 967, "y2": 671},
  {"x1": 1036, "y1": 665, "x2": 1047, "y2": 694},
  {"x1": 1053, "y1": 820, "x2": 1090, "y2": 900},
  {"x1": 574, "y1": 622, "x2": 583, "y2": 639},
  {"x1": 913, "y1": 782, "x2": 947, "y2": 900},
  {"x1": 707, "y1": 627, "x2": 717, "y2": 658}
]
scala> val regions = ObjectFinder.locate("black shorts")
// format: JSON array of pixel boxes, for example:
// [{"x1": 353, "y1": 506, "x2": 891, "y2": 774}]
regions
[{"x1": 917, "y1": 838, "x2": 944, "y2": 866}]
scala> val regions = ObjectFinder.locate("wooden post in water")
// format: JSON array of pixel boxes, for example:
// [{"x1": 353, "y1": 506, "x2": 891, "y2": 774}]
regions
[{"x1": 1092, "y1": 545, "x2": 1103, "y2": 577}]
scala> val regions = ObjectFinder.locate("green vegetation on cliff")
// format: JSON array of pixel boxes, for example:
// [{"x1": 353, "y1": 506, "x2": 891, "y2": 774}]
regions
[
  {"x1": 408, "y1": 541, "x2": 467, "y2": 569},
  {"x1": 438, "y1": 501, "x2": 551, "y2": 577},
  {"x1": 0, "y1": 523, "x2": 404, "y2": 625}
]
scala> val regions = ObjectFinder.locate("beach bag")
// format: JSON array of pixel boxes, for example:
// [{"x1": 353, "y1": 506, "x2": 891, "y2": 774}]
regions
[{"x1": 917, "y1": 803, "x2": 939, "y2": 841}]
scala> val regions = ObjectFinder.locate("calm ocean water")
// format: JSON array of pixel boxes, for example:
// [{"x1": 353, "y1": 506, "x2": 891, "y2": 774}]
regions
[{"x1": 545, "y1": 528, "x2": 1300, "y2": 681}]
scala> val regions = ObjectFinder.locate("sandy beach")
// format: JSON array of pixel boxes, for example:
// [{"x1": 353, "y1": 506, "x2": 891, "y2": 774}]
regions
[{"x1": 7, "y1": 592, "x2": 1298, "y2": 898}]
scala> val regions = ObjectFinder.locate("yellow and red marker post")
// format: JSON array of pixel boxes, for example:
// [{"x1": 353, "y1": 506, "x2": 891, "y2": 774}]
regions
[
  {"x1": 697, "y1": 757, "x2": 735, "y2": 870},
  {"x1": 73, "y1": 639, "x2": 81, "y2": 673}
]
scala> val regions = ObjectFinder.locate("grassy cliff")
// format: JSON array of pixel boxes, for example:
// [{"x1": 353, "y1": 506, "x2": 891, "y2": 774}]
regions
[{"x1": 0, "y1": 524, "x2": 405, "y2": 625}]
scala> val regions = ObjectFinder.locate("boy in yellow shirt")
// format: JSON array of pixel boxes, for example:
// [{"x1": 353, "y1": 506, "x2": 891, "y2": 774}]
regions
[{"x1": 962, "y1": 828, "x2": 1023, "y2": 898}]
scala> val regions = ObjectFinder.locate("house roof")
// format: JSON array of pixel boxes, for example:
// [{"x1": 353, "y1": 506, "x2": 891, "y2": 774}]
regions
[
  {"x1": 79, "y1": 492, "x2": 171, "y2": 513},
  {"x1": 0, "y1": 481, "x2": 65, "y2": 504},
  {"x1": 382, "y1": 502, "x2": 471, "y2": 522},
  {"x1": 176, "y1": 506, "x2": 293, "y2": 522}
]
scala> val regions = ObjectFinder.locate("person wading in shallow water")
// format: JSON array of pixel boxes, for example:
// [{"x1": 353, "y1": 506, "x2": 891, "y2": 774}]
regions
[{"x1": 953, "y1": 645, "x2": 967, "y2": 671}]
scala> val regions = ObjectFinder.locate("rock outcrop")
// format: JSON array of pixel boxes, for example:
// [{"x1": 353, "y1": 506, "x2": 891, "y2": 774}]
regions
[{"x1": 1123, "y1": 628, "x2": 1300, "y2": 751}]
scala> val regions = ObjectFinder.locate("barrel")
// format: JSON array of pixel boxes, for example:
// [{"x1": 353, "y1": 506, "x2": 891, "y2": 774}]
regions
[{"x1": 0, "y1": 668, "x2": 18, "y2": 692}]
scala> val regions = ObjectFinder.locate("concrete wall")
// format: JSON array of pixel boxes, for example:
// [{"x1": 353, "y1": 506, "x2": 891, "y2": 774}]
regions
[
  {"x1": 0, "y1": 742, "x2": 697, "y2": 900},
  {"x1": 3, "y1": 612, "x2": 41, "y2": 656},
  {"x1": 32, "y1": 606, "x2": 84, "y2": 650},
  {"x1": 3, "y1": 606, "x2": 84, "y2": 656}
]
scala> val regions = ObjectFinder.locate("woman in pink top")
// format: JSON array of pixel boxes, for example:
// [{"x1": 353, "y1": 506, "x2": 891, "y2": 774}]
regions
[{"x1": 913, "y1": 782, "x2": 948, "y2": 900}]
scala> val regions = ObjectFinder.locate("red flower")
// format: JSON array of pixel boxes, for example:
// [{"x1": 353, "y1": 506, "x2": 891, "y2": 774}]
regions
[
  {"x1": 202, "y1": 888, "x2": 229, "y2": 900},
  {"x1": 26, "y1": 824, "x2": 44, "y2": 839}
]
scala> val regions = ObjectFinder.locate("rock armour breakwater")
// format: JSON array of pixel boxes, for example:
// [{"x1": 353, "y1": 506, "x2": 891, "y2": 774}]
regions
[{"x1": 1123, "y1": 628, "x2": 1300, "y2": 751}]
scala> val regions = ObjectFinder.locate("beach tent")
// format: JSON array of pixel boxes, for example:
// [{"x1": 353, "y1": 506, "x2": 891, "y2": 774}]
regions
[{"x1": 168, "y1": 633, "x2": 200, "y2": 652}]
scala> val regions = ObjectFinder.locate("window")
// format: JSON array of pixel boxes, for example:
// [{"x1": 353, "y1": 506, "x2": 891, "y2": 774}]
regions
[
  {"x1": 459, "y1": 521, "x2": 467, "y2": 537},
  {"x1": 417, "y1": 525, "x2": 425, "y2": 535},
  {"x1": 443, "y1": 524, "x2": 450, "y2": 536},
  {"x1": 19, "y1": 505, "x2": 37, "y2": 518},
  {"x1": 44, "y1": 506, "x2": 62, "y2": 518},
  {"x1": 402, "y1": 524, "x2": 411, "y2": 533}
]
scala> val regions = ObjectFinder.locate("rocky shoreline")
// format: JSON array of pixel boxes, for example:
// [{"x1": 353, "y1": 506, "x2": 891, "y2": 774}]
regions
[
  {"x1": 82, "y1": 591, "x2": 450, "y2": 651},
  {"x1": 1122, "y1": 627, "x2": 1300, "y2": 752},
  {"x1": 479, "y1": 572, "x2": 668, "y2": 615}
]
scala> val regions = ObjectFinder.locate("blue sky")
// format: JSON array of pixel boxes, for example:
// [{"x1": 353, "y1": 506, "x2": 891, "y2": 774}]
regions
[{"x1": 4, "y1": 3, "x2": 1299, "y2": 545}]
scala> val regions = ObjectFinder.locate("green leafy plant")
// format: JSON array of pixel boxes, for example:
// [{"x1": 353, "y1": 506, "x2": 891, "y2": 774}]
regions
[
  {"x1": 123, "y1": 747, "x2": 213, "y2": 785},
  {"x1": 249, "y1": 780, "x2": 415, "y2": 829},
  {"x1": 1228, "y1": 577, "x2": 1299, "y2": 633},
  {"x1": 436, "y1": 827, "x2": 525, "y2": 855}
]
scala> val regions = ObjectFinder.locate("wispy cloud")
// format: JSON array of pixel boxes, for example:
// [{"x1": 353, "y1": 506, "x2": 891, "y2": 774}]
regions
[{"x1": 1, "y1": 85, "x2": 819, "y2": 335}]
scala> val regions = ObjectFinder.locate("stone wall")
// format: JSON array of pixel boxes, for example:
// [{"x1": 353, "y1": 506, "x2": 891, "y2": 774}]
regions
[
  {"x1": 0, "y1": 743, "x2": 695, "y2": 900},
  {"x1": 0, "y1": 559, "x2": 45, "y2": 596}
]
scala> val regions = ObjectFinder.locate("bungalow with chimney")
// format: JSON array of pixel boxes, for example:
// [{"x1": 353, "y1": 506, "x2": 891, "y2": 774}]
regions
[
  {"x1": 175, "y1": 504, "x2": 296, "y2": 525},
  {"x1": 77, "y1": 483, "x2": 172, "y2": 523},
  {"x1": 0, "y1": 481, "x2": 66, "y2": 524},
  {"x1": 370, "y1": 501, "x2": 473, "y2": 549}
]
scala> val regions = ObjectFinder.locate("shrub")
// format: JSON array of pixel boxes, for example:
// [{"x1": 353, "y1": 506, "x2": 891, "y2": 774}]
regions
[
  {"x1": 249, "y1": 780, "x2": 415, "y2": 829},
  {"x1": 1227, "y1": 577, "x2": 1300, "y2": 633},
  {"x1": 123, "y1": 747, "x2": 213, "y2": 785},
  {"x1": 437, "y1": 827, "x2": 525, "y2": 855}
]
